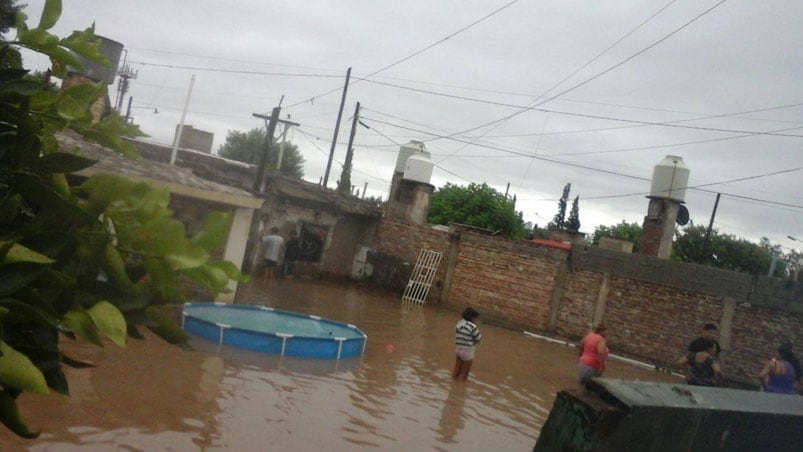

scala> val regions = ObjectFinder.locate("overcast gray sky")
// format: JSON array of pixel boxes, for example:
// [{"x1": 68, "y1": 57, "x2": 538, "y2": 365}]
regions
[{"x1": 19, "y1": 0, "x2": 803, "y2": 251}]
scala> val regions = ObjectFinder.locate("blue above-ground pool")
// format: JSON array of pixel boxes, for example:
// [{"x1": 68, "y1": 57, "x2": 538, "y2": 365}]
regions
[{"x1": 182, "y1": 303, "x2": 367, "y2": 359}]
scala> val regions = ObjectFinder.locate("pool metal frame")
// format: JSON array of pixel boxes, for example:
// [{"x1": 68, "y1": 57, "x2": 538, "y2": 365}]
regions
[{"x1": 182, "y1": 302, "x2": 367, "y2": 359}]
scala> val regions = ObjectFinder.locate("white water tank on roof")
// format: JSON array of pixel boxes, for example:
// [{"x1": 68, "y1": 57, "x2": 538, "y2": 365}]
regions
[
  {"x1": 649, "y1": 155, "x2": 690, "y2": 202},
  {"x1": 403, "y1": 153, "x2": 433, "y2": 184},
  {"x1": 394, "y1": 141, "x2": 430, "y2": 174}
]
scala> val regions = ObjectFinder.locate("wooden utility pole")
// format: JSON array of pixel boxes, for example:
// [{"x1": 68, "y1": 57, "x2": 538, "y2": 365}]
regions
[
  {"x1": 338, "y1": 102, "x2": 360, "y2": 194},
  {"x1": 251, "y1": 108, "x2": 301, "y2": 193},
  {"x1": 323, "y1": 67, "x2": 351, "y2": 188},
  {"x1": 253, "y1": 107, "x2": 281, "y2": 193},
  {"x1": 702, "y1": 192, "x2": 721, "y2": 256}
]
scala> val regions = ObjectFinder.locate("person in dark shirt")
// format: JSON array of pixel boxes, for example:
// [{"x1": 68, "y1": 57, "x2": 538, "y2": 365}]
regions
[
  {"x1": 689, "y1": 323, "x2": 721, "y2": 358},
  {"x1": 283, "y1": 231, "x2": 300, "y2": 277},
  {"x1": 678, "y1": 338, "x2": 722, "y2": 386}
]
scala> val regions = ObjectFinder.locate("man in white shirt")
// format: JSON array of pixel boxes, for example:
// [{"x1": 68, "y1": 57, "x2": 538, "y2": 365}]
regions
[{"x1": 262, "y1": 227, "x2": 284, "y2": 282}]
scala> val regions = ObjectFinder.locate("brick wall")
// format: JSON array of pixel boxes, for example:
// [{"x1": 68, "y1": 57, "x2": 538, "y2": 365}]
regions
[
  {"x1": 369, "y1": 220, "x2": 803, "y2": 384},
  {"x1": 371, "y1": 220, "x2": 451, "y2": 298},
  {"x1": 447, "y1": 233, "x2": 566, "y2": 330}
]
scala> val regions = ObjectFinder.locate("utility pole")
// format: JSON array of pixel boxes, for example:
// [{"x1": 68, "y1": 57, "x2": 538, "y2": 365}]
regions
[
  {"x1": 276, "y1": 114, "x2": 291, "y2": 171},
  {"x1": 338, "y1": 102, "x2": 360, "y2": 194},
  {"x1": 362, "y1": 182, "x2": 368, "y2": 199},
  {"x1": 323, "y1": 67, "x2": 351, "y2": 188},
  {"x1": 702, "y1": 193, "x2": 721, "y2": 256},
  {"x1": 114, "y1": 49, "x2": 137, "y2": 113},
  {"x1": 170, "y1": 74, "x2": 196, "y2": 165},
  {"x1": 124, "y1": 96, "x2": 133, "y2": 123},
  {"x1": 252, "y1": 108, "x2": 300, "y2": 193}
]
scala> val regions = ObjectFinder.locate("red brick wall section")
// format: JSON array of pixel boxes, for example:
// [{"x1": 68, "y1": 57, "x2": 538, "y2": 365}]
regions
[
  {"x1": 599, "y1": 278, "x2": 723, "y2": 366},
  {"x1": 374, "y1": 220, "x2": 450, "y2": 262},
  {"x1": 729, "y1": 303, "x2": 803, "y2": 382},
  {"x1": 448, "y1": 241, "x2": 562, "y2": 330},
  {"x1": 556, "y1": 270, "x2": 602, "y2": 339},
  {"x1": 373, "y1": 220, "x2": 451, "y2": 299}
]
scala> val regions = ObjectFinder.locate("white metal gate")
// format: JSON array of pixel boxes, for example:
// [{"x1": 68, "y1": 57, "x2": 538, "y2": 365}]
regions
[{"x1": 402, "y1": 248, "x2": 443, "y2": 304}]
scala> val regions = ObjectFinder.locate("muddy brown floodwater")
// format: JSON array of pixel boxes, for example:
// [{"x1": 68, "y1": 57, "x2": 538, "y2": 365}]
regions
[{"x1": 4, "y1": 280, "x2": 681, "y2": 451}]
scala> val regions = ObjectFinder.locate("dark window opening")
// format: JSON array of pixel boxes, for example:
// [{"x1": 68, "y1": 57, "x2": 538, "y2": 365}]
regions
[{"x1": 298, "y1": 223, "x2": 327, "y2": 262}]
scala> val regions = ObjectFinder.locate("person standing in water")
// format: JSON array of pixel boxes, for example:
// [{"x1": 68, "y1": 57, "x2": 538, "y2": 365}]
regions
[
  {"x1": 678, "y1": 338, "x2": 722, "y2": 387},
  {"x1": 453, "y1": 308, "x2": 482, "y2": 381},
  {"x1": 261, "y1": 227, "x2": 284, "y2": 283},
  {"x1": 578, "y1": 324, "x2": 609, "y2": 386},
  {"x1": 759, "y1": 342, "x2": 802, "y2": 394}
]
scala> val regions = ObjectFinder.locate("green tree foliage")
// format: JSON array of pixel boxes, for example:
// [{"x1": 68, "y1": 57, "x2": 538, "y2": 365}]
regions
[
  {"x1": 0, "y1": 0, "x2": 246, "y2": 437},
  {"x1": 0, "y1": 0, "x2": 22, "y2": 34},
  {"x1": 218, "y1": 128, "x2": 304, "y2": 179},
  {"x1": 591, "y1": 221, "x2": 642, "y2": 252},
  {"x1": 428, "y1": 182, "x2": 525, "y2": 238},
  {"x1": 549, "y1": 183, "x2": 571, "y2": 230},
  {"x1": 566, "y1": 195, "x2": 580, "y2": 232},
  {"x1": 673, "y1": 226, "x2": 784, "y2": 276}
]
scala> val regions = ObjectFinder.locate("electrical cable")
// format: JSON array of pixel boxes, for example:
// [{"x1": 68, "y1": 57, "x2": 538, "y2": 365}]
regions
[
  {"x1": 361, "y1": 116, "x2": 803, "y2": 209},
  {"x1": 283, "y1": 0, "x2": 523, "y2": 109},
  {"x1": 361, "y1": 79, "x2": 803, "y2": 138},
  {"x1": 128, "y1": 61, "x2": 343, "y2": 78}
]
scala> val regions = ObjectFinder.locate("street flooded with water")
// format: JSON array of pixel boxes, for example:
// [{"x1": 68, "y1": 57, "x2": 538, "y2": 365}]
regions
[{"x1": 5, "y1": 280, "x2": 680, "y2": 451}]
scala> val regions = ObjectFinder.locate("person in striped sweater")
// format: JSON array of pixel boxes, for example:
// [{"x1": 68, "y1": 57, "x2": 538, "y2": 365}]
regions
[{"x1": 453, "y1": 307, "x2": 482, "y2": 381}]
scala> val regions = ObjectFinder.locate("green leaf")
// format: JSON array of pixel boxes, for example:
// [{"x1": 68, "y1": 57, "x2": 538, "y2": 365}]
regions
[
  {"x1": 72, "y1": 114, "x2": 145, "y2": 157},
  {"x1": 3, "y1": 243, "x2": 56, "y2": 264},
  {"x1": 207, "y1": 260, "x2": 249, "y2": 283},
  {"x1": 10, "y1": 173, "x2": 93, "y2": 226},
  {"x1": 142, "y1": 257, "x2": 184, "y2": 302},
  {"x1": 30, "y1": 152, "x2": 97, "y2": 173},
  {"x1": 0, "y1": 390, "x2": 40, "y2": 439},
  {"x1": 55, "y1": 93, "x2": 88, "y2": 121},
  {"x1": 145, "y1": 306, "x2": 190, "y2": 345},
  {"x1": 16, "y1": 28, "x2": 60, "y2": 52},
  {"x1": 182, "y1": 264, "x2": 229, "y2": 293},
  {"x1": 0, "y1": 341, "x2": 50, "y2": 395},
  {"x1": 87, "y1": 301, "x2": 127, "y2": 347},
  {"x1": 0, "y1": 79, "x2": 43, "y2": 96},
  {"x1": 0, "y1": 263, "x2": 45, "y2": 297},
  {"x1": 0, "y1": 194, "x2": 21, "y2": 224},
  {"x1": 0, "y1": 298, "x2": 59, "y2": 326},
  {"x1": 191, "y1": 212, "x2": 233, "y2": 252},
  {"x1": 61, "y1": 309, "x2": 103, "y2": 346},
  {"x1": 59, "y1": 26, "x2": 107, "y2": 66},
  {"x1": 38, "y1": 0, "x2": 62, "y2": 30}
]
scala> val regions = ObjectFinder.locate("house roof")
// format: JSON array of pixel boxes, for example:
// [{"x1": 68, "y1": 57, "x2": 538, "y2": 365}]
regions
[
  {"x1": 57, "y1": 131, "x2": 263, "y2": 209},
  {"x1": 127, "y1": 135, "x2": 383, "y2": 218}
]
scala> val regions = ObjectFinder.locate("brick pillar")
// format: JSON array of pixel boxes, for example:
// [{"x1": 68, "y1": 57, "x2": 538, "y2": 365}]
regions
[{"x1": 639, "y1": 198, "x2": 679, "y2": 259}]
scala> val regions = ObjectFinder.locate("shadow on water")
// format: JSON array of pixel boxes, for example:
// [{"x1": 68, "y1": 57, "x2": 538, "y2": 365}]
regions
[{"x1": 5, "y1": 279, "x2": 681, "y2": 451}]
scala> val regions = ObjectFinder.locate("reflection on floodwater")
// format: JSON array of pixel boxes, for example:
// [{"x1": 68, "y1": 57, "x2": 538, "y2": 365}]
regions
[{"x1": 5, "y1": 280, "x2": 681, "y2": 451}]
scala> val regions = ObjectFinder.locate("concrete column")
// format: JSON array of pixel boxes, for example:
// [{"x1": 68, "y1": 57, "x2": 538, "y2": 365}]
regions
[
  {"x1": 718, "y1": 297, "x2": 736, "y2": 366},
  {"x1": 593, "y1": 273, "x2": 610, "y2": 327},
  {"x1": 547, "y1": 256, "x2": 570, "y2": 332},
  {"x1": 217, "y1": 207, "x2": 255, "y2": 303},
  {"x1": 439, "y1": 228, "x2": 461, "y2": 305}
]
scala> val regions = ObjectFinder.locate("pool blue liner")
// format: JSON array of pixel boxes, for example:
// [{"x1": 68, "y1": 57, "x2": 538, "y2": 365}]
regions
[{"x1": 182, "y1": 302, "x2": 367, "y2": 359}]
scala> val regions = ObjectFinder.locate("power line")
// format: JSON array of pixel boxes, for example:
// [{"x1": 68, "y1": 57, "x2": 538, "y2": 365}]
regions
[
  {"x1": 129, "y1": 61, "x2": 342, "y2": 78},
  {"x1": 361, "y1": 79, "x2": 803, "y2": 138},
  {"x1": 284, "y1": 0, "x2": 522, "y2": 109},
  {"x1": 435, "y1": 0, "x2": 681, "y2": 164},
  {"x1": 425, "y1": 0, "x2": 731, "y2": 163},
  {"x1": 361, "y1": 116, "x2": 803, "y2": 210}
]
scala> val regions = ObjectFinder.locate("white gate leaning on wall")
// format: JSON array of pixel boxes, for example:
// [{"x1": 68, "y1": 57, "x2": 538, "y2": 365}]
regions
[{"x1": 402, "y1": 248, "x2": 443, "y2": 304}]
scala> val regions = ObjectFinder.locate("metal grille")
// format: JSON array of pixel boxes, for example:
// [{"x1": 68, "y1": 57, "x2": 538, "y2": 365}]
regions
[{"x1": 402, "y1": 248, "x2": 443, "y2": 304}]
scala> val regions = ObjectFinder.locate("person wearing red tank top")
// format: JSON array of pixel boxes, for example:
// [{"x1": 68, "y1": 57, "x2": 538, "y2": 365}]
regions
[{"x1": 578, "y1": 324, "x2": 609, "y2": 386}]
